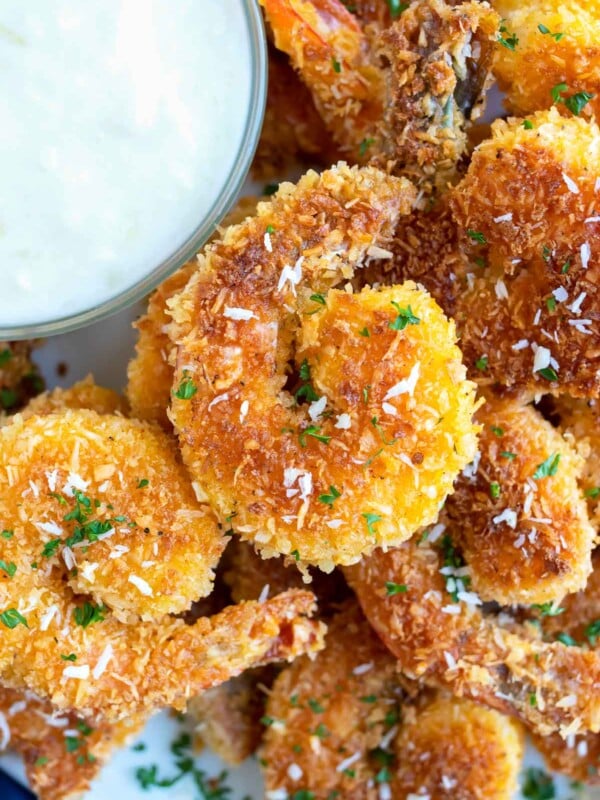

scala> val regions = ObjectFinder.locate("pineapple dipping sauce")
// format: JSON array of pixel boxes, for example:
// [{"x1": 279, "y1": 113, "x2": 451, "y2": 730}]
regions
[{"x1": 0, "y1": 0, "x2": 258, "y2": 330}]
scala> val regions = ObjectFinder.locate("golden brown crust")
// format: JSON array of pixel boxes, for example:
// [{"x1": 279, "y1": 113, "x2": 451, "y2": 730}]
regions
[
  {"x1": 168, "y1": 164, "x2": 479, "y2": 568},
  {"x1": 450, "y1": 108, "x2": 600, "y2": 398},
  {"x1": 22, "y1": 376, "x2": 128, "y2": 419},
  {"x1": 0, "y1": 687, "x2": 143, "y2": 800},
  {"x1": 492, "y1": 0, "x2": 600, "y2": 122},
  {"x1": 261, "y1": 604, "x2": 523, "y2": 799},
  {"x1": 446, "y1": 396, "x2": 594, "y2": 604},
  {"x1": 345, "y1": 537, "x2": 600, "y2": 738}
]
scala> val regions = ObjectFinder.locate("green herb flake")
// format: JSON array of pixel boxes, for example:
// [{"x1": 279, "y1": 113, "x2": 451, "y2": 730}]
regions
[
  {"x1": 522, "y1": 119, "x2": 534, "y2": 130},
  {"x1": 73, "y1": 601, "x2": 106, "y2": 628},
  {"x1": 266, "y1": 225, "x2": 275, "y2": 235},
  {"x1": 529, "y1": 692, "x2": 537, "y2": 707},
  {"x1": 564, "y1": 91, "x2": 594, "y2": 116},
  {"x1": 551, "y1": 82, "x2": 568, "y2": 104},
  {"x1": 137, "y1": 478, "x2": 149, "y2": 489},
  {"x1": 362, "y1": 512, "x2": 382, "y2": 536},
  {"x1": 174, "y1": 372, "x2": 197, "y2": 400},
  {"x1": 313, "y1": 723, "x2": 330, "y2": 739},
  {"x1": 1, "y1": 529, "x2": 13, "y2": 539},
  {"x1": 0, "y1": 559, "x2": 16, "y2": 578},
  {"x1": 318, "y1": 485, "x2": 341, "y2": 507},
  {"x1": 531, "y1": 601, "x2": 564, "y2": 617},
  {"x1": 532, "y1": 452, "x2": 560, "y2": 479},
  {"x1": 537, "y1": 23, "x2": 564, "y2": 41},
  {"x1": 585, "y1": 619, "x2": 600, "y2": 646},
  {"x1": 489, "y1": 481, "x2": 501, "y2": 499},
  {"x1": 490, "y1": 426, "x2": 504, "y2": 437},
  {"x1": 537, "y1": 366, "x2": 558, "y2": 382},
  {"x1": 34, "y1": 756, "x2": 49, "y2": 767},
  {"x1": 331, "y1": 56, "x2": 341, "y2": 73},
  {"x1": 0, "y1": 349, "x2": 12, "y2": 367},
  {"x1": 386, "y1": 0, "x2": 409, "y2": 18},
  {"x1": 308, "y1": 698, "x2": 325, "y2": 713},
  {"x1": 299, "y1": 426, "x2": 331, "y2": 447},
  {"x1": 585, "y1": 486, "x2": 600, "y2": 499},
  {"x1": 498, "y1": 23, "x2": 519, "y2": 51},
  {"x1": 556, "y1": 632, "x2": 578, "y2": 647},
  {"x1": 385, "y1": 581, "x2": 407, "y2": 596},
  {"x1": 359, "y1": 137, "x2": 375, "y2": 157},
  {"x1": 61, "y1": 653, "x2": 77, "y2": 662},
  {"x1": 522, "y1": 766, "x2": 556, "y2": 800},
  {"x1": 500, "y1": 451, "x2": 517, "y2": 460},
  {"x1": 359, "y1": 327, "x2": 370, "y2": 337},
  {"x1": 0, "y1": 608, "x2": 28, "y2": 629},
  {"x1": 546, "y1": 296, "x2": 556, "y2": 312},
  {"x1": 389, "y1": 302, "x2": 420, "y2": 331},
  {"x1": 467, "y1": 229, "x2": 487, "y2": 244},
  {"x1": 475, "y1": 355, "x2": 488, "y2": 371},
  {"x1": 561, "y1": 259, "x2": 571, "y2": 274},
  {"x1": 291, "y1": 549, "x2": 300, "y2": 562},
  {"x1": 260, "y1": 716, "x2": 275, "y2": 727},
  {"x1": 264, "y1": 183, "x2": 279, "y2": 196},
  {"x1": 542, "y1": 245, "x2": 552, "y2": 262}
]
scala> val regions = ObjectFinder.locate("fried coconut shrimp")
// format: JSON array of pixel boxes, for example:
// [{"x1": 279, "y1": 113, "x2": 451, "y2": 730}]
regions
[
  {"x1": 450, "y1": 108, "x2": 600, "y2": 399},
  {"x1": 345, "y1": 535, "x2": 600, "y2": 738},
  {"x1": 127, "y1": 197, "x2": 260, "y2": 429},
  {"x1": 168, "y1": 164, "x2": 479, "y2": 568},
  {"x1": 0, "y1": 687, "x2": 143, "y2": 800},
  {"x1": 492, "y1": 0, "x2": 600, "y2": 122},
  {"x1": 260, "y1": 0, "x2": 499, "y2": 188},
  {"x1": 445, "y1": 396, "x2": 594, "y2": 604},
  {"x1": 532, "y1": 551, "x2": 600, "y2": 783},
  {"x1": 21, "y1": 376, "x2": 127, "y2": 419},
  {"x1": 0, "y1": 340, "x2": 44, "y2": 415},
  {"x1": 261, "y1": 604, "x2": 523, "y2": 800}
]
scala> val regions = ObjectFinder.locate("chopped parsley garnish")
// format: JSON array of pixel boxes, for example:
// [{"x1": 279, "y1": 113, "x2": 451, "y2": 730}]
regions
[
  {"x1": 362, "y1": 385, "x2": 371, "y2": 405},
  {"x1": 362, "y1": 512, "x2": 382, "y2": 536},
  {"x1": 65, "y1": 736, "x2": 82, "y2": 753},
  {"x1": 490, "y1": 426, "x2": 504, "y2": 437},
  {"x1": 299, "y1": 426, "x2": 331, "y2": 447},
  {"x1": 137, "y1": 478, "x2": 149, "y2": 489},
  {"x1": 34, "y1": 756, "x2": 49, "y2": 767},
  {"x1": 1, "y1": 530, "x2": 13, "y2": 539},
  {"x1": 359, "y1": 327, "x2": 370, "y2": 337},
  {"x1": 385, "y1": 581, "x2": 407, "y2": 596},
  {"x1": 389, "y1": 302, "x2": 420, "y2": 331},
  {"x1": 561, "y1": 259, "x2": 571, "y2": 274},
  {"x1": 295, "y1": 359, "x2": 319, "y2": 402},
  {"x1": 386, "y1": 0, "x2": 409, "y2": 17},
  {"x1": 0, "y1": 560, "x2": 16, "y2": 578},
  {"x1": 564, "y1": 91, "x2": 595, "y2": 116},
  {"x1": 0, "y1": 608, "x2": 28, "y2": 629},
  {"x1": 73, "y1": 601, "x2": 106, "y2": 628},
  {"x1": 522, "y1": 119, "x2": 534, "y2": 130},
  {"x1": 263, "y1": 183, "x2": 279, "y2": 196},
  {"x1": 537, "y1": 24, "x2": 564, "y2": 41},
  {"x1": 542, "y1": 245, "x2": 552, "y2": 262},
  {"x1": 498, "y1": 23, "x2": 519, "y2": 50},
  {"x1": 308, "y1": 698, "x2": 325, "y2": 713},
  {"x1": 546, "y1": 296, "x2": 556, "y2": 312},
  {"x1": 331, "y1": 57, "x2": 341, "y2": 73},
  {"x1": 174, "y1": 372, "x2": 197, "y2": 400},
  {"x1": 489, "y1": 481, "x2": 501, "y2": 499},
  {"x1": 551, "y1": 82, "x2": 568, "y2": 104},
  {"x1": 537, "y1": 366, "x2": 558, "y2": 382},
  {"x1": 132, "y1": 742, "x2": 147, "y2": 752},
  {"x1": 313, "y1": 723, "x2": 330, "y2": 739},
  {"x1": 309, "y1": 293, "x2": 326, "y2": 306},
  {"x1": 585, "y1": 486, "x2": 600, "y2": 499},
  {"x1": 440, "y1": 534, "x2": 470, "y2": 601},
  {"x1": 360, "y1": 694, "x2": 377, "y2": 703},
  {"x1": 61, "y1": 653, "x2": 77, "y2": 661},
  {"x1": 359, "y1": 137, "x2": 375, "y2": 157},
  {"x1": 500, "y1": 451, "x2": 516, "y2": 460},
  {"x1": 467, "y1": 229, "x2": 487, "y2": 244},
  {"x1": 292, "y1": 793, "x2": 315, "y2": 800},
  {"x1": 532, "y1": 452, "x2": 560, "y2": 479},
  {"x1": 556, "y1": 632, "x2": 577, "y2": 647},
  {"x1": 531, "y1": 602, "x2": 564, "y2": 617},
  {"x1": 0, "y1": 389, "x2": 18, "y2": 410},
  {"x1": 585, "y1": 620, "x2": 600, "y2": 646},
  {"x1": 291, "y1": 549, "x2": 300, "y2": 561},
  {"x1": 42, "y1": 539, "x2": 61, "y2": 558},
  {"x1": 529, "y1": 692, "x2": 537, "y2": 707},
  {"x1": 371, "y1": 416, "x2": 396, "y2": 446},
  {"x1": 318, "y1": 485, "x2": 341, "y2": 506},
  {"x1": 266, "y1": 225, "x2": 275, "y2": 234},
  {"x1": 475, "y1": 355, "x2": 488, "y2": 371},
  {"x1": 522, "y1": 766, "x2": 556, "y2": 799},
  {"x1": 0, "y1": 349, "x2": 11, "y2": 366},
  {"x1": 260, "y1": 716, "x2": 275, "y2": 727}
]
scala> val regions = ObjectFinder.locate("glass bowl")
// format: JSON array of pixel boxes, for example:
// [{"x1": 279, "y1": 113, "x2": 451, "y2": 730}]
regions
[{"x1": 1, "y1": 0, "x2": 267, "y2": 341}]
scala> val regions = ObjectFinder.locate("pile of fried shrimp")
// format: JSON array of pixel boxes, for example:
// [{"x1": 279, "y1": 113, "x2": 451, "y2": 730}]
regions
[{"x1": 3, "y1": 1, "x2": 600, "y2": 798}]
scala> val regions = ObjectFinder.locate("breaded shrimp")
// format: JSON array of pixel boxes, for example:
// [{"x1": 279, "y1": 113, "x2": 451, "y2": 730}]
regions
[
  {"x1": 446, "y1": 396, "x2": 594, "y2": 604},
  {"x1": 260, "y1": 0, "x2": 499, "y2": 187},
  {"x1": 0, "y1": 687, "x2": 143, "y2": 800},
  {"x1": 0, "y1": 409, "x2": 225, "y2": 623},
  {"x1": 261, "y1": 604, "x2": 523, "y2": 799},
  {"x1": 450, "y1": 108, "x2": 600, "y2": 398},
  {"x1": 492, "y1": 0, "x2": 600, "y2": 122},
  {"x1": 345, "y1": 536, "x2": 600, "y2": 737},
  {"x1": 168, "y1": 164, "x2": 479, "y2": 569},
  {"x1": 553, "y1": 395, "x2": 600, "y2": 528},
  {"x1": 252, "y1": 46, "x2": 340, "y2": 180},
  {"x1": 21, "y1": 376, "x2": 127, "y2": 419},
  {"x1": 127, "y1": 197, "x2": 260, "y2": 429},
  {"x1": 0, "y1": 340, "x2": 44, "y2": 415}
]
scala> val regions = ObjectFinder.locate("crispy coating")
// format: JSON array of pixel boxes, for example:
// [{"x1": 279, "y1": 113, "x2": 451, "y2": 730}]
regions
[
  {"x1": 450, "y1": 108, "x2": 600, "y2": 398},
  {"x1": 0, "y1": 341, "x2": 44, "y2": 415},
  {"x1": 260, "y1": 0, "x2": 499, "y2": 187},
  {"x1": 127, "y1": 197, "x2": 260, "y2": 429},
  {"x1": 21, "y1": 376, "x2": 127, "y2": 419},
  {"x1": 253, "y1": 46, "x2": 340, "y2": 180},
  {"x1": 492, "y1": 0, "x2": 600, "y2": 122},
  {"x1": 188, "y1": 667, "x2": 274, "y2": 766},
  {"x1": 261, "y1": 604, "x2": 523, "y2": 799},
  {"x1": 553, "y1": 395, "x2": 600, "y2": 528},
  {"x1": 446, "y1": 396, "x2": 594, "y2": 604},
  {"x1": 0, "y1": 687, "x2": 143, "y2": 800},
  {"x1": 345, "y1": 536, "x2": 600, "y2": 737},
  {"x1": 0, "y1": 409, "x2": 225, "y2": 623},
  {"x1": 168, "y1": 164, "x2": 479, "y2": 568}
]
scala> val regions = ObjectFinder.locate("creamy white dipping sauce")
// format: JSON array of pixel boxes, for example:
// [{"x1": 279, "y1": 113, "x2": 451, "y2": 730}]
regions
[{"x1": 0, "y1": 0, "x2": 255, "y2": 327}]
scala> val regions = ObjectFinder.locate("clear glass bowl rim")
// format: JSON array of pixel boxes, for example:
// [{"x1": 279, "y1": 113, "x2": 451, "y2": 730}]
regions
[{"x1": 1, "y1": 0, "x2": 267, "y2": 341}]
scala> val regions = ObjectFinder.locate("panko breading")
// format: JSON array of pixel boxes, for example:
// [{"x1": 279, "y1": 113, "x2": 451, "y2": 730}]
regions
[
  {"x1": 450, "y1": 108, "x2": 600, "y2": 398},
  {"x1": 127, "y1": 197, "x2": 260, "y2": 429},
  {"x1": 446, "y1": 397, "x2": 594, "y2": 604},
  {"x1": 260, "y1": 0, "x2": 499, "y2": 188},
  {"x1": 0, "y1": 409, "x2": 226, "y2": 623},
  {"x1": 261, "y1": 604, "x2": 523, "y2": 800},
  {"x1": 0, "y1": 340, "x2": 44, "y2": 415},
  {"x1": 345, "y1": 537, "x2": 600, "y2": 737},
  {"x1": 0, "y1": 687, "x2": 142, "y2": 800},
  {"x1": 21, "y1": 375, "x2": 127, "y2": 419},
  {"x1": 252, "y1": 46, "x2": 340, "y2": 180},
  {"x1": 168, "y1": 164, "x2": 479, "y2": 568},
  {"x1": 553, "y1": 394, "x2": 600, "y2": 528},
  {"x1": 492, "y1": 0, "x2": 600, "y2": 122}
]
